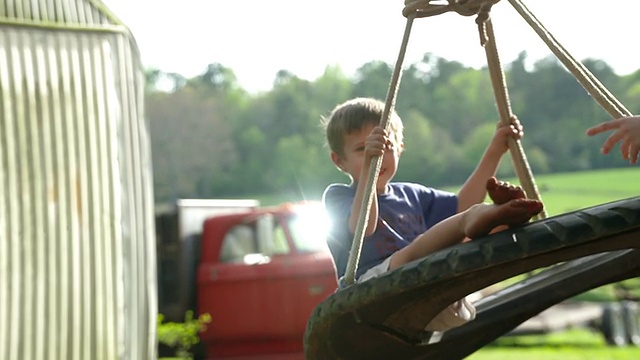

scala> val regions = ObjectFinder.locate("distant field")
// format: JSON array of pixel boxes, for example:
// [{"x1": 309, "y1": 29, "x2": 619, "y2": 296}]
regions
[
  {"x1": 263, "y1": 168, "x2": 638, "y2": 253},
  {"x1": 444, "y1": 167, "x2": 639, "y2": 216},
  {"x1": 524, "y1": 167, "x2": 639, "y2": 216},
  {"x1": 260, "y1": 167, "x2": 639, "y2": 209},
  {"x1": 469, "y1": 328, "x2": 640, "y2": 360}
]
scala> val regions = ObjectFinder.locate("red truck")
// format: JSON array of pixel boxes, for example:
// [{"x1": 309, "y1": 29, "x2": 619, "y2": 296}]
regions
[{"x1": 156, "y1": 199, "x2": 338, "y2": 359}]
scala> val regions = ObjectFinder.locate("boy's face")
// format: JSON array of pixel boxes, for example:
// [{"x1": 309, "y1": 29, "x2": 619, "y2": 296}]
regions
[{"x1": 331, "y1": 124, "x2": 403, "y2": 193}]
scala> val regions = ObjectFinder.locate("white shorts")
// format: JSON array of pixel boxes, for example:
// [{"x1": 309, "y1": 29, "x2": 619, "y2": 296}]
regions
[{"x1": 359, "y1": 256, "x2": 477, "y2": 332}]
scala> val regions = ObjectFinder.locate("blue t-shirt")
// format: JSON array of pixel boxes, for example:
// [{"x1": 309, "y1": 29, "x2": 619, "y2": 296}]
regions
[{"x1": 323, "y1": 182, "x2": 458, "y2": 281}]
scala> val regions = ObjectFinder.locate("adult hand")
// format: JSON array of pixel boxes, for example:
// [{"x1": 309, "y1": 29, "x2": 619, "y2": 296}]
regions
[{"x1": 586, "y1": 116, "x2": 640, "y2": 164}]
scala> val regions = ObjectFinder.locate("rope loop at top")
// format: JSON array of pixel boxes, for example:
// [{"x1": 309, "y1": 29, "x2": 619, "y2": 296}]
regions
[
  {"x1": 403, "y1": 0, "x2": 501, "y2": 19},
  {"x1": 403, "y1": 0, "x2": 499, "y2": 45}
]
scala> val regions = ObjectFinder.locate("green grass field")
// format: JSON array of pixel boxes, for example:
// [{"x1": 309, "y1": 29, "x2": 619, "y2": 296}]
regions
[
  {"x1": 443, "y1": 167, "x2": 639, "y2": 216},
  {"x1": 469, "y1": 329, "x2": 640, "y2": 360},
  {"x1": 520, "y1": 167, "x2": 639, "y2": 216},
  {"x1": 258, "y1": 167, "x2": 639, "y2": 211}
]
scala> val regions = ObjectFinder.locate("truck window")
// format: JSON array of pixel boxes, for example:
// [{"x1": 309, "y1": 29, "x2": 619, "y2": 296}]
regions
[
  {"x1": 219, "y1": 222, "x2": 287, "y2": 264},
  {"x1": 272, "y1": 222, "x2": 290, "y2": 255},
  {"x1": 219, "y1": 225, "x2": 258, "y2": 263}
]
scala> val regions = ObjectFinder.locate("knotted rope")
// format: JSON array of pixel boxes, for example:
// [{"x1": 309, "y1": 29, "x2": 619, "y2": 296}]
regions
[{"x1": 403, "y1": 0, "x2": 501, "y2": 18}]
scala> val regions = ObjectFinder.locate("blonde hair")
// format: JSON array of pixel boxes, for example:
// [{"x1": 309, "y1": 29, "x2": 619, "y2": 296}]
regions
[{"x1": 322, "y1": 97, "x2": 404, "y2": 157}]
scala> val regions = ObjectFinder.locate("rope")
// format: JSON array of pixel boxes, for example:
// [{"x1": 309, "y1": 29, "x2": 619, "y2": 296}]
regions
[
  {"x1": 343, "y1": 15, "x2": 416, "y2": 286},
  {"x1": 480, "y1": 16, "x2": 547, "y2": 219},
  {"x1": 507, "y1": 0, "x2": 631, "y2": 119}
]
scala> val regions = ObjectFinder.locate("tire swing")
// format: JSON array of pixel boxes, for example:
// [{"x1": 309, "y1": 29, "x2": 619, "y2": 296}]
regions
[{"x1": 304, "y1": 1, "x2": 640, "y2": 359}]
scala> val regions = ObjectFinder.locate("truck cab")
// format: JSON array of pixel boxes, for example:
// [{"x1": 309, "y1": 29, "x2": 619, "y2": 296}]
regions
[{"x1": 156, "y1": 200, "x2": 337, "y2": 359}]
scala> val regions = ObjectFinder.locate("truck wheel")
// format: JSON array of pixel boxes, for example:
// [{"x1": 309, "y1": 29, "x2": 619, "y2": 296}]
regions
[
  {"x1": 622, "y1": 301, "x2": 640, "y2": 346},
  {"x1": 601, "y1": 303, "x2": 627, "y2": 347}
]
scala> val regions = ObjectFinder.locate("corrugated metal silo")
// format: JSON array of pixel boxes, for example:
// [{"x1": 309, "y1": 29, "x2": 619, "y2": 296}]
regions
[{"x1": 0, "y1": 0, "x2": 157, "y2": 359}]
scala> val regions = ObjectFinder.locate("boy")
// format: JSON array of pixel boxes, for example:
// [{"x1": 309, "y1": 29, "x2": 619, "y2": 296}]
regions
[{"x1": 321, "y1": 97, "x2": 543, "y2": 331}]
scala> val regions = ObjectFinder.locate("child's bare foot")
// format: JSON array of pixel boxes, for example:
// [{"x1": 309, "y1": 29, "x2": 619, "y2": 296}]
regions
[
  {"x1": 486, "y1": 177, "x2": 527, "y2": 205},
  {"x1": 464, "y1": 199, "x2": 543, "y2": 239}
]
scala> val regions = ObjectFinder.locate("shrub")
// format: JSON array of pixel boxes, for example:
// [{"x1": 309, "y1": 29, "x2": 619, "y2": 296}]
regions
[{"x1": 157, "y1": 311, "x2": 212, "y2": 359}]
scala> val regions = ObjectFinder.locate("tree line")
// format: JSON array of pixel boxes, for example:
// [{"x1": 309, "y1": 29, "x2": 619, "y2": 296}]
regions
[{"x1": 144, "y1": 52, "x2": 640, "y2": 205}]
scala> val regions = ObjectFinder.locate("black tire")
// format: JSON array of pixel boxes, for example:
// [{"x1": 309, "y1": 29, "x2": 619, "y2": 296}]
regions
[{"x1": 304, "y1": 197, "x2": 640, "y2": 360}]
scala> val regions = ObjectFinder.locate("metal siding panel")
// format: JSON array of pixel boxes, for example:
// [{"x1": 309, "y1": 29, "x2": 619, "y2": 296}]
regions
[
  {"x1": 44, "y1": 31, "x2": 64, "y2": 360},
  {"x1": 0, "y1": 0, "x2": 114, "y2": 25},
  {"x1": 116, "y1": 32, "x2": 138, "y2": 359},
  {"x1": 66, "y1": 32, "x2": 83, "y2": 359},
  {"x1": 69, "y1": 0, "x2": 82, "y2": 24},
  {"x1": 33, "y1": 34, "x2": 47, "y2": 360},
  {"x1": 16, "y1": 30, "x2": 30, "y2": 360},
  {"x1": 90, "y1": 33, "x2": 107, "y2": 360},
  {"x1": 12, "y1": 0, "x2": 22, "y2": 19},
  {"x1": 56, "y1": 31, "x2": 74, "y2": 360},
  {"x1": 115, "y1": 31, "x2": 157, "y2": 360},
  {"x1": 111, "y1": 29, "x2": 157, "y2": 360},
  {"x1": 24, "y1": 0, "x2": 35, "y2": 20},
  {"x1": 38, "y1": 0, "x2": 51, "y2": 22},
  {"x1": 0, "y1": 24, "x2": 156, "y2": 360},
  {"x1": 0, "y1": 27, "x2": 12, "y2": 360},
  {"x1": 7, "y1": 28, "x2": 25, "y2": 360},
  {"x1": 60, "y1": 0, "x2": 72, "y2": 23},
  {"x1": 83, "y1": 0, "x2": 93, "y2": 24},
  {"x1": 34, "y1": 35, "x2": 57, "y2": 360},
  {"x1": 0, "y1": 38, "x2": 7, "y2": 358},
  {"x1": 21, "y1": 27, "x2": 41, "y2": 360},
  {"x1": 96, "y1": 39, "x2": 121, "y2": 359}
]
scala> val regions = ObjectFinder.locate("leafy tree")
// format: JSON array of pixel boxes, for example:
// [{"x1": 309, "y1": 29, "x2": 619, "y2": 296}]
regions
[
  {"x1": 190, "y1": 63, "x2": 239, "y2": 93},
  {"x1": 145, "y1": 68, "x2": 162, "y2": 92},
  {"x1": 351, "y1": 61, "x2": 394, "y2": 100},
  {"x1": 225, "y1": 124, "x2": 270, "y2": 194},
  {"x1": 270, "y1": 134, "x2": 337, "y2": 200},
  {"x1": 146, "y1": 87, "x2": 237, "y2": 201},
  {"x1": 141, "y1": 51, "x2": 639, "y2": 204},
  {"x1": 313, "y1": 65, "x2": 353, "y2": 119},
  {"x1": 166, "y1": 72, "x2": 187, "y2": 92},
  {"x1": 395, "y1": 109, "x2": 465, "y2": 186}
]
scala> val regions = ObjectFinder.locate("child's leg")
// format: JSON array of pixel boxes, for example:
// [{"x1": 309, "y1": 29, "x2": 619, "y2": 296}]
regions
[
  {"x1": 389, "y1": 181, "x2": 542, "y2": 270},
  {"x1": 462, "y1": 199, "x2": 542, "y2": 238}
]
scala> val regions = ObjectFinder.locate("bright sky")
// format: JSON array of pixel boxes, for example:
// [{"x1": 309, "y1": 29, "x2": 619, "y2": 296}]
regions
[{"x1": 105, "y1": 0, "x2": 639, "y2": 93}]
